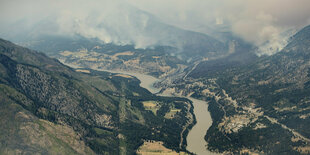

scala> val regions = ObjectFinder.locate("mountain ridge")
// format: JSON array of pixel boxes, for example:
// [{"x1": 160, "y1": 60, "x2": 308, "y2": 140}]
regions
[
  {"x1": 153, "y1": 24, "x2": 310, "y2": 154},
  {"x1": 0, "y1": 38, "x2": 195, "y2": 154}
]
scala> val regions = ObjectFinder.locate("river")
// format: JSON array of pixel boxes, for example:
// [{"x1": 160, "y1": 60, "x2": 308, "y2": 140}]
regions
[
  {"x1": 186, "y1": 97, "x2": 217, "y2": 155},
  {"x1": 104, "y1": 70, "x2": 216, "y2": 155}
]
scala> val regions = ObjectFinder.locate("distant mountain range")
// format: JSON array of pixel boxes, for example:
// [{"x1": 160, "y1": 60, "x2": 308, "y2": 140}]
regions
[{"x1": 1, "y1": 2, "x2": 231, "y2": 61}]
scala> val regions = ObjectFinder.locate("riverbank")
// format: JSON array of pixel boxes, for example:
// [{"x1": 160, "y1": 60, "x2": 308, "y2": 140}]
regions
[{"x1": 106, "y1": 71, "x2": 216, "y2": 155}]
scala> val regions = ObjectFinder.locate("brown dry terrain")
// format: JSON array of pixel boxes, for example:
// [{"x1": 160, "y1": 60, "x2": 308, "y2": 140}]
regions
[{"x1": 137, "y1": 141, "x2": 188, "y2": 155}]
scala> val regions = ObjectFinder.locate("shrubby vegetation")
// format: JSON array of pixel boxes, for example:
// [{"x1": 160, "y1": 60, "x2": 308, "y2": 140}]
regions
[
  {"x1": 0, "y1": 39, "x2": 194, "y2": 154},
  {"x1": 188, "y1": 25, "x2": 310, "y2": 154}
]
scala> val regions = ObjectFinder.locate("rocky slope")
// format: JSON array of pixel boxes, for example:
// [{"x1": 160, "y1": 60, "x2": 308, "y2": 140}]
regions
[
  {"x1": 6, "y1": 22, "x2": 310, "y2": 155},
  {"x1": 0, "y1": 38, "x2": 194, "y2": 154},
  {"x1": 162, "y1": 25, "x2": 310, "y2": 154}
]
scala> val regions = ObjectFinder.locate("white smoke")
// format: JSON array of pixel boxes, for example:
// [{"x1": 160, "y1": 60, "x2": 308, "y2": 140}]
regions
[
  {"x1": 0, "y1": 0, "x2": 161, "y2": 48},
  {"x1": 256, "y1": 28, "x2": 297, "y2": 56},
  {"x1": 1, "y1": 0, "x2": 310, "y2": 54},
  {"x1": 129, "y1": 0, "x2": 310, "y2": 55}
]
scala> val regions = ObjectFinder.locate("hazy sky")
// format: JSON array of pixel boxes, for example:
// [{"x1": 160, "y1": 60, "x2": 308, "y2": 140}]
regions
[
  {"x1": 1, "y1": 0, "x2": 310, "y2": 54},
  {"x1": 129, "y1": 0, "x2": 310, "y2": 44}
]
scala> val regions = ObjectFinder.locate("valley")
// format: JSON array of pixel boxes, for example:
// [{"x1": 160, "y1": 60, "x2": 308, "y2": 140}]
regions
[
  {"x1": 1, "y1": 1, "x2": 310, "y2": 155},
  {"x1": 1, "y1": 25, "x2": 310, "y2": 154},
  {"x1": 44, "y1": 25, "x2": 310, "y2": 155},
  {"x1": 53, "y1": 44, "x2": 188, "y2": 78},
  {"x1": 51, "y1": 45, "x2": 219, "y2": 154},
  {"x1": 0, "y1": 39, "x2": 195, "y2": 155}
]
